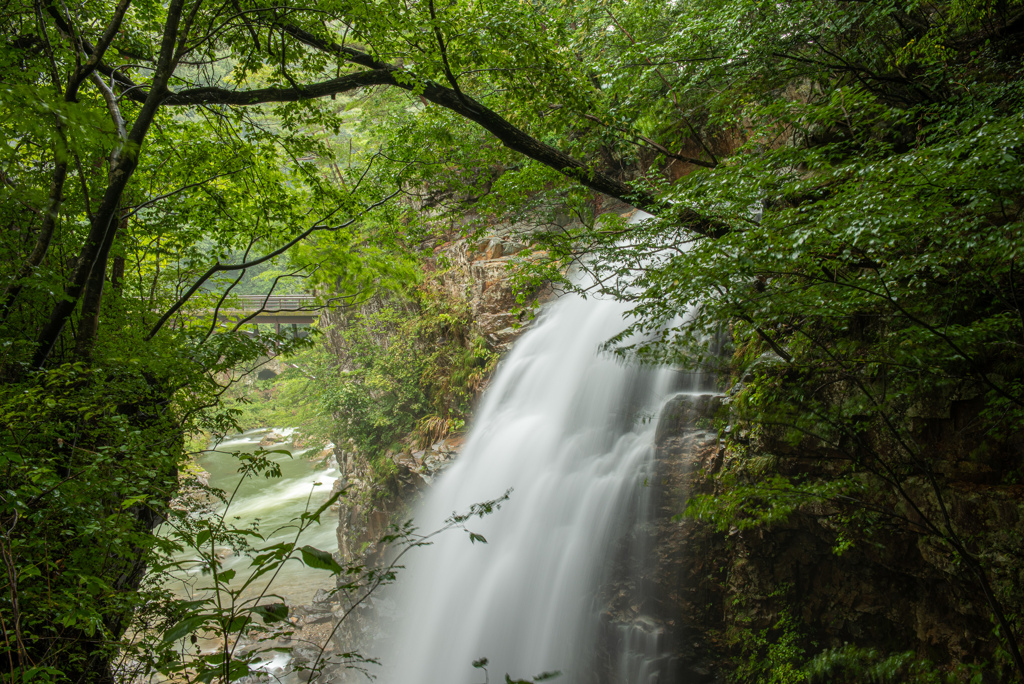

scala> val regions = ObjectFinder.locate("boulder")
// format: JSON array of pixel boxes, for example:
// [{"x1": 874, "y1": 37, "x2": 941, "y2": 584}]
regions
[
  {"x1": 303, "y1": 612, "x2": 333, "y2": 625},
  {"x1": 259, "y1": 431, "x2": 283, "y2": 447},
  {"x1": 311, "y1": 588, "x2": 335, "y2": 606}
]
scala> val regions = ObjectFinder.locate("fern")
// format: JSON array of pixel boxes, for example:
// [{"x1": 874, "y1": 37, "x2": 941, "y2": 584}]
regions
[{"x1": 804, "y1": 645, "x2": 972, "y2": 684}]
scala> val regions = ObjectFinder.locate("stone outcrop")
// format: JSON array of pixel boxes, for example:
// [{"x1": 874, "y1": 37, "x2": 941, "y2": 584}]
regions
[
  {"x1": 596, "y1": 394, "x2": 726, "y2": 683},
  {"x1": 429, "y1": 228, "x2": 540, "y2": 351},
  {"x1": 258, "y1": 430, "x2": 285, "y2": 446},
  {"x1": 332, "y1": 435, "x2": 465, "y2": 563},
  {"x1": 425, "y1": 201, "x2": 635, "y2": 352},
  {"x1": 644, "y1": 392, "x2": 1024, "y2": 679}
]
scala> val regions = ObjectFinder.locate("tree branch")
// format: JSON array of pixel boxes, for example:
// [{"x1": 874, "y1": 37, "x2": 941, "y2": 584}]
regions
[
  {"x1": 148, "y1": 67, "x2": 725, "y2": 235},
  {"x1": 32, "y1": 0, "x2": 189, "y2": 367},
  {"x1": 58, "y1": 11, "x2": 726, "y2": 239},
  {"x1": 89, "y1": 72, "x2": 127, "y2": 167},
  {"x1": 428, "y1": 0, "x2": 471, "y2": 109},
  {"x1": 156, "y1": 69, "x2": 397, "y2": 105},
  {"x1": 145, "y1": 190, "x2": 400, "y2": 340},
  {"x1": 123, "y1": 167, "x2": 252, "y2": 219},
  {"x1": 581, "y1": 113, "x2": 716, "y2": 168}
]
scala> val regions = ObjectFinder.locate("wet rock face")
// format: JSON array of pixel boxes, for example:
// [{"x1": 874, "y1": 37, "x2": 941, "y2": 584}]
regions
[
  {"x1": 333, "y1": 435, "x2": 465, "y2": 564},
  {"x1": 432, "y1": 232, "x2": 545, "y2": 352},
  {"x1": 648, "y1": 393, "x2": 1024, "y2": 675},
  {"x1": 594, "y1": 394, "x2": 726, "y2": 683},
  {"x1": 648, "y1": 395, "x2": 727, "y2": 680}
]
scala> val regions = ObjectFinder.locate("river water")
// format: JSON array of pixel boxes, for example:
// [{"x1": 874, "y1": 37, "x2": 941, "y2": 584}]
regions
[{"x1": 171, "y1": 428, "x2": 340, "y2": 605}]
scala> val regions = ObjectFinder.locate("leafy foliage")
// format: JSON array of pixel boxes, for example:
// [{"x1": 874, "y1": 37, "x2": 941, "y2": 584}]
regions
[
  {"x1": 3, "y1": 0, "x2": 1024, "y2": 678},
  {"x1": 150, "y1": 457, "x2": 509, "y2": 684},
  {"x1": 0, "y1": 362, "x2": 185, "y2": 683},
  {"x1": 805, "y1": 645, "x2": 984, "y2": 684},
  {"x1": 467, "y1": 0, "x2": 1024, "y2": 675},
  {"x1": 731, "y1": 608, "x2": 808, "y2": 684},
  {"x1": 286, "y1": 277, "x2": 497, "y2": 481}
]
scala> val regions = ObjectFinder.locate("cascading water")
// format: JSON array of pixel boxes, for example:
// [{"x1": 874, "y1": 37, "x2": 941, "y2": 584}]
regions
[{"x1": 378, "y1": 283, "x2": 702, "y2": 684}]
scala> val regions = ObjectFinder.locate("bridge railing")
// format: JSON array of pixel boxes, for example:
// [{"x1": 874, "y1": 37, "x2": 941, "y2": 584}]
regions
[{"x1": 231, "y1": 295, "x2": 318, "y2": 312}]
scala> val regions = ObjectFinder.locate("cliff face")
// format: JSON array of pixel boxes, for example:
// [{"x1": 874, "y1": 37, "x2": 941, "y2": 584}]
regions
[
  {"x1": 644, "y1": 393, "x2": 1024, "y2": 680},
  {"x1": 430, "y1": 230, "x2": 537, "y2": 352},
  {"x1": 328, "y1": 227, "x2": 551, "y2": 563},
  {"x1": 324, "y1": 207, "x2": 1023, "y2": 680}
]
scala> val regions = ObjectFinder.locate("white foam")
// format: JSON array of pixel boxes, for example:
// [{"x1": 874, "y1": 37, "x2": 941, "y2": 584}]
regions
[{"x1": 382, "y1": 284, "x2": 685, "y2": 684}]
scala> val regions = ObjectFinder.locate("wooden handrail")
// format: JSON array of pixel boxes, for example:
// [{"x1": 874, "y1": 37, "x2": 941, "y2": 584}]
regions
[{"x1": 231, "y1": 295, "x2": 317, "y2": 312}]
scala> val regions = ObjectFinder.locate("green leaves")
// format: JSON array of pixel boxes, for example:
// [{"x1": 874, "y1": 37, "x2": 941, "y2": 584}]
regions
[
  {"x1": 251, "y1": 603, "x2": 290, "y2": 624},
  {"x1": 683, "y1": 474, "x2": 862, "y2": 534},
  {"x1": 299, "y1": 545, "x2": 345, "y2": 574},
  {"x1": 164, "y1": 615, "x2": 213, "y2": 643}
]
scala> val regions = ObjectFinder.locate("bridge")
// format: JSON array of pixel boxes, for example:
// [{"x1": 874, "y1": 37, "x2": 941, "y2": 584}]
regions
[{"x1": 216, "y1": 295, "x2": 319, "y2": 333}]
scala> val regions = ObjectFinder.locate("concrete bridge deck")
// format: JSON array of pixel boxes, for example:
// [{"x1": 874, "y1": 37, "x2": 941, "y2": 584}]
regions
[{"x1": 215, "y1": 295, "x2": 319, "y2": 329}]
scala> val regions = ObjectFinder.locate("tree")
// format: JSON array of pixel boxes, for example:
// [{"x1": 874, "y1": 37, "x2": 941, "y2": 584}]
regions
[
  {"x1": 497, "y1": 0, "x2": 1023, "y2": 676},
  {"x1": 1, "y1": 0, "x2": 711, "y2": 376},
  {"x1": 0, "y1": 0, "x2": 687, "y2": 680},
  {"x1": 3, "y1": 0, "x2": 1022, "y2": 679},
  {"x1": 346, "y1": 0, "x2": 1024, "y2": 675}
]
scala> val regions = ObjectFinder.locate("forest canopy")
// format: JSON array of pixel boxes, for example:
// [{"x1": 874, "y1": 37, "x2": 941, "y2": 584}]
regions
[{"x1": 1, "y1": 0, "x2": 1023, "y2": 681}]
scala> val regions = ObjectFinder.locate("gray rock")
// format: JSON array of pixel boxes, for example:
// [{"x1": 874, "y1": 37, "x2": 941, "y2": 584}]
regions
[{"x1": 304, "y1": 611, "x2": 333, "y2": 624}]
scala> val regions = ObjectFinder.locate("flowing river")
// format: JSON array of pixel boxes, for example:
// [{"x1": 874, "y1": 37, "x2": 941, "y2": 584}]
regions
[{"x1": 171, "y1": 428, "x2": 340, "y2": 605}]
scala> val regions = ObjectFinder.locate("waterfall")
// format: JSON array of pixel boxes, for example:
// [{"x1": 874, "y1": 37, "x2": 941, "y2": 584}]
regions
[{"x1": 379, "y1": 284, "x2": 695, "y2": 684}]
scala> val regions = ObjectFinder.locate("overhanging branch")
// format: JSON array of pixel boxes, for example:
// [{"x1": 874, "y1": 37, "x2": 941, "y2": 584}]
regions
[
  {"x1": 81, "y1": 16, "x2": 725, "y2": 237},
  {"x1": 145, "y1": 190, "x2": 400, "y2": 340},
  {"x1": 148, "y1": 67, "x2": 726, "y2": 236}
]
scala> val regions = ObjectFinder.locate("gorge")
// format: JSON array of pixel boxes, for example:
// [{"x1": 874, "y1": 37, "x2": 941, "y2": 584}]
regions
[{"x1": 2, "y1": 0, "x2": 1022, "y2": 682}]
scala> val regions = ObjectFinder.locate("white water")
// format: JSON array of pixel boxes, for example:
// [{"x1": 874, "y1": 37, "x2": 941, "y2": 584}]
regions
[
  {"x1": 170, "y1": 429, "x2": 340, "y2": 605},
  {"x1": 380, "y1": 290, "x2": 689, "y2": 684}
]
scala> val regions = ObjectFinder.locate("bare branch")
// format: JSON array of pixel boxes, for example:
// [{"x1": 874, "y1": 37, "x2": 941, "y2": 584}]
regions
[
  {"x1": 145, "y1": 190, "x2": 401, "y2": 340},
  {"x1": 123, "y1": 166, "x2": 252, "y2": 219}
]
